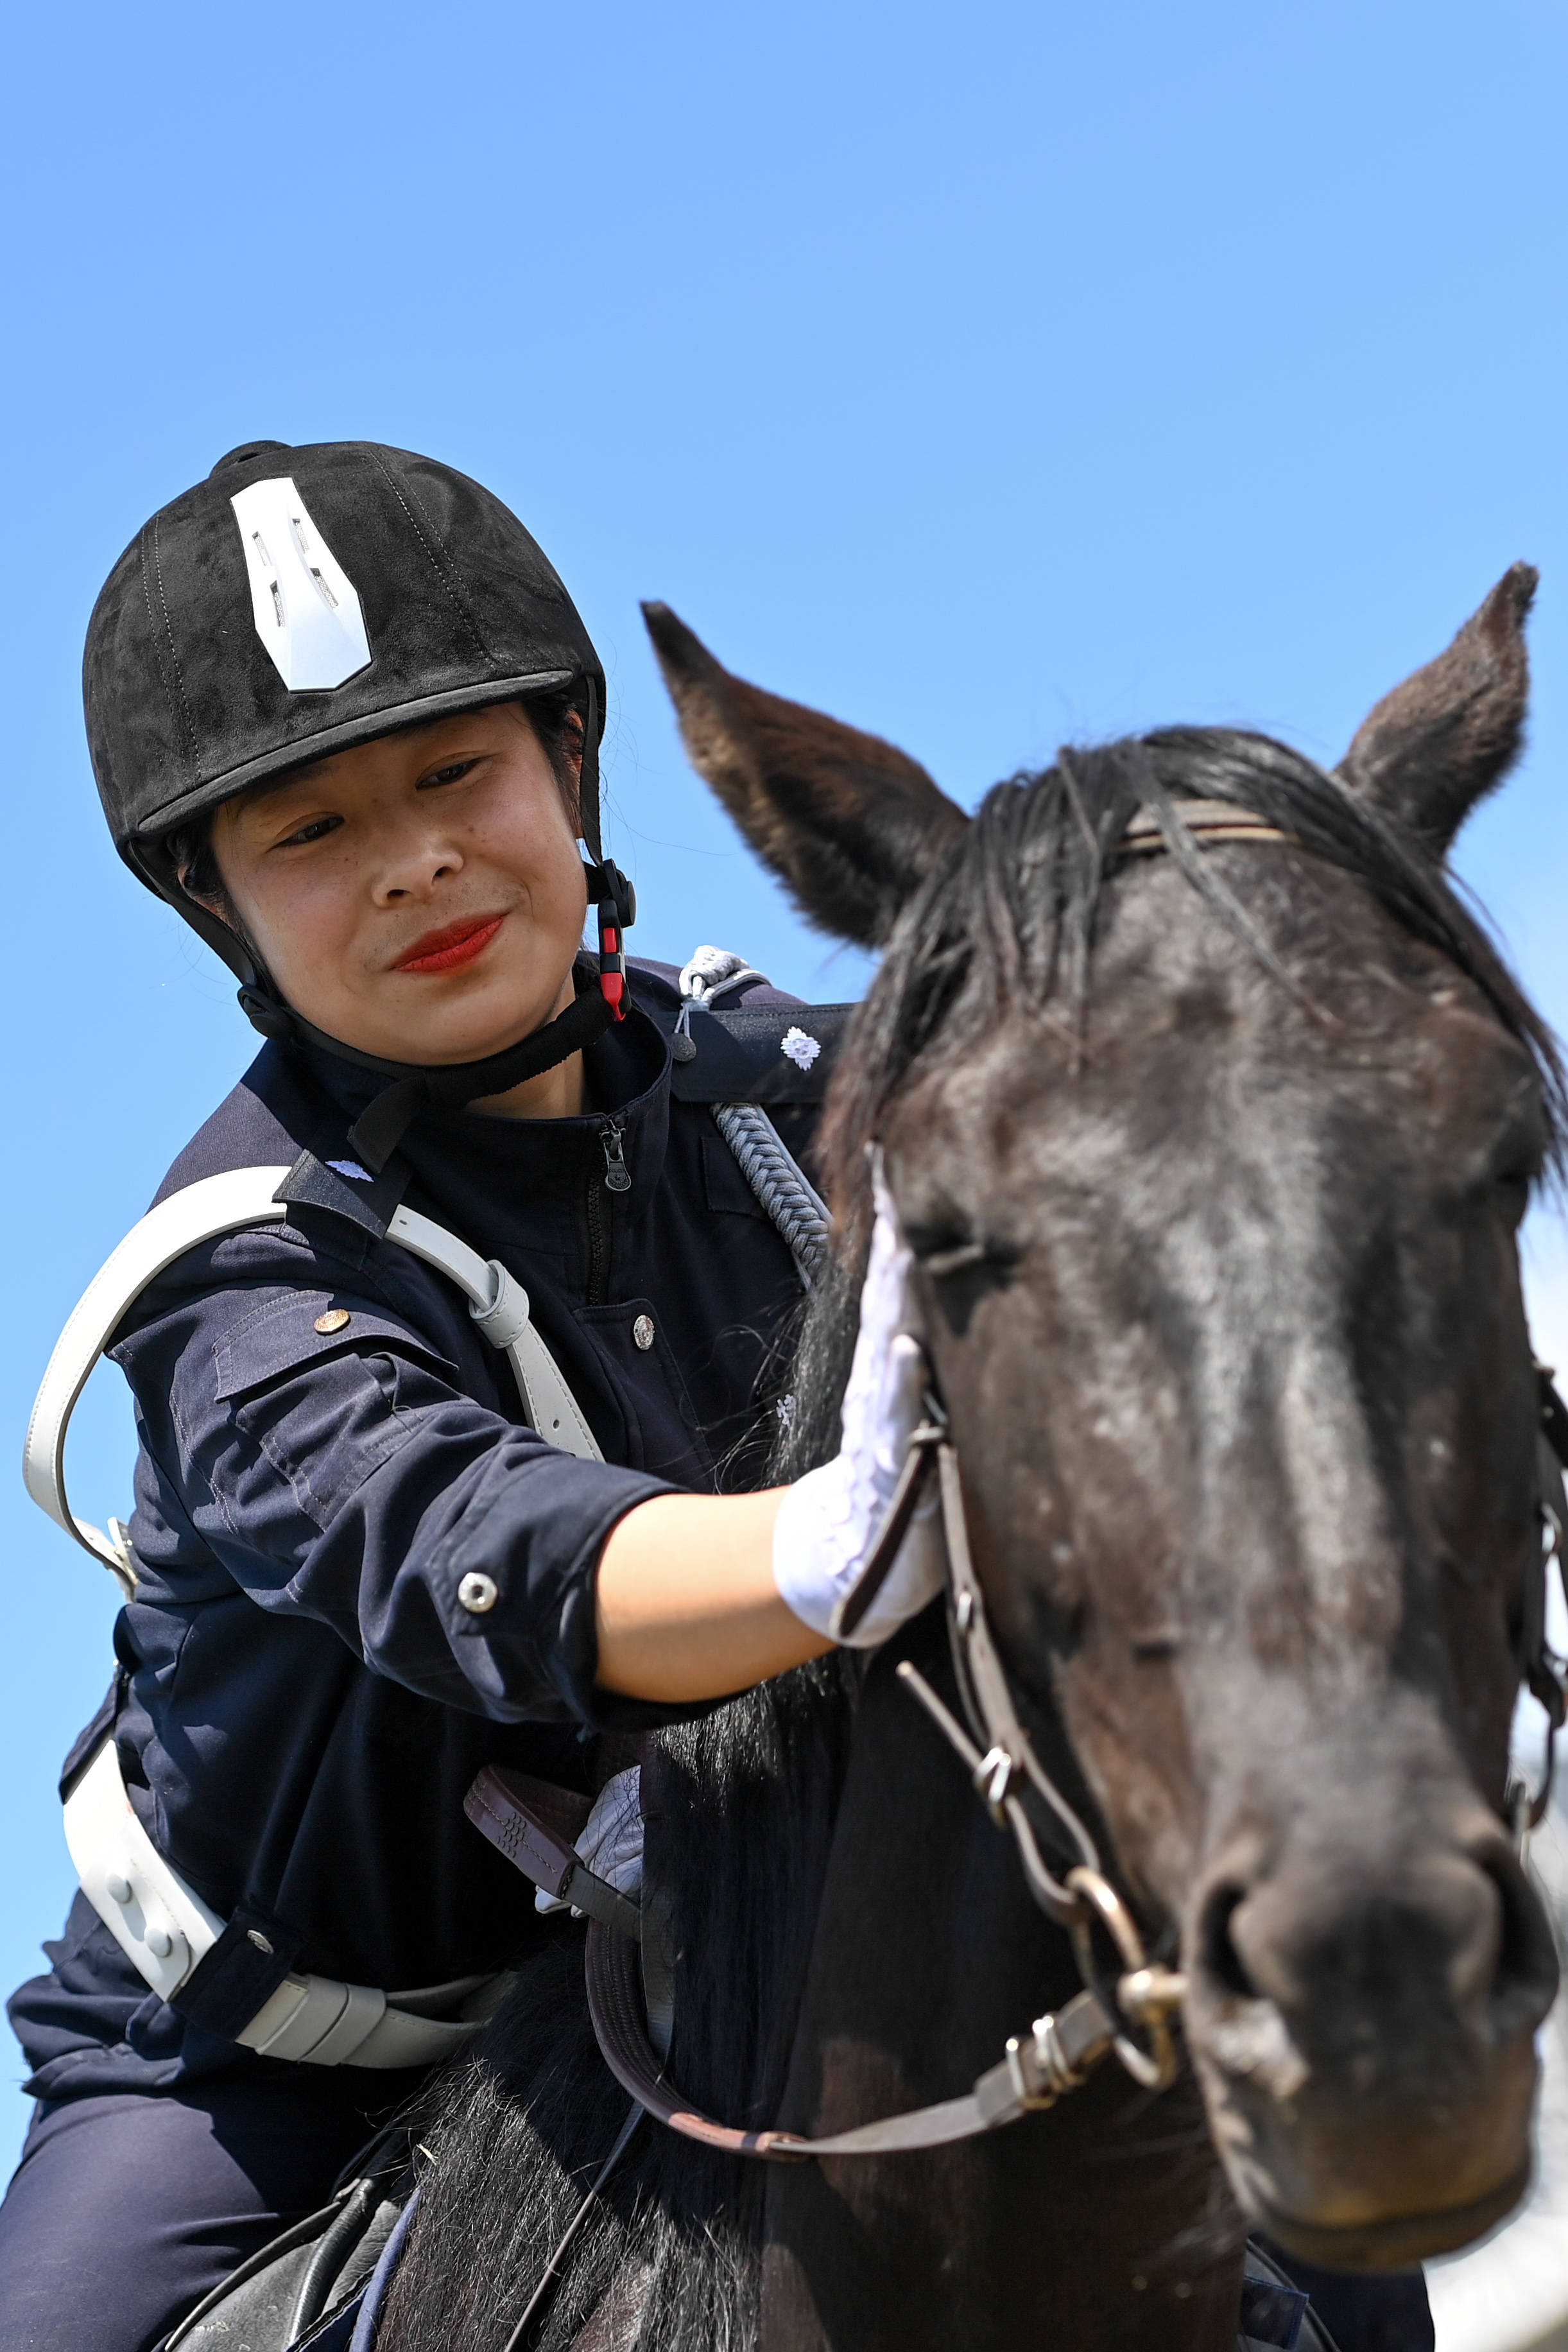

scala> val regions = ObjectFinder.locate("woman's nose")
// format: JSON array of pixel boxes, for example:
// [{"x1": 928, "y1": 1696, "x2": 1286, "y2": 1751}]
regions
[{"x1": 370, "y1": 818, "x2": 465, "y2": 903}]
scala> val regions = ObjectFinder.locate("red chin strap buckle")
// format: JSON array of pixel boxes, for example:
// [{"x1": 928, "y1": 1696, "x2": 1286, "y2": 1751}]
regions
[
  {"x1": 590, "y1": 860, "x2": 635, "y2": 1023},
  {"x1": 598, "y1": 922, "x2": 626, "y2": 1019}
]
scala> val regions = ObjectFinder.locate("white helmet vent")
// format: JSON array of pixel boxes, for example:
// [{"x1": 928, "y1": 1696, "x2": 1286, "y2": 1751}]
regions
[{"x1": 229, "y1": 478, "x2": 372, "y2": 691}]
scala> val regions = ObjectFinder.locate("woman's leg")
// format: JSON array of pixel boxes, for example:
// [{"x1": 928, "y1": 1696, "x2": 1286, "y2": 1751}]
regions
[
  {"x1": 1263, "y1": 2240, "x2": 1435, "y2": 2352},
  {"x1": 0, "y1": 2069, "x2": 421, "y2": 2352}
]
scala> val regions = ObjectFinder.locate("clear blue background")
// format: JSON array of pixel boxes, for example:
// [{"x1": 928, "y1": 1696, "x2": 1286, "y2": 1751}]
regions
[{"x1": 3, "y1": 0, "x2": 1566, "y2": 2157}]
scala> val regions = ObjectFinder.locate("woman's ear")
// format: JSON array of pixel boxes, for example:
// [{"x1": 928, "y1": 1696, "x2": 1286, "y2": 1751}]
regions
[
  {"x1": 526, "y1": 699, "x2": 584, "y2": 834},
  {"x1": 642, "y1": 603, "x2": 968, "y2": 947}
]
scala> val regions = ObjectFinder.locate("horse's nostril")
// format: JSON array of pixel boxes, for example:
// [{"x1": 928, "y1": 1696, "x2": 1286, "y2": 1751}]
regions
[
  {"x1": 1473, "y1": 1840, "x2": 1560, "y2": 2042},
  {"x1": 1199, "y1": 1880, "x2": 1258, "y2": 2002}
]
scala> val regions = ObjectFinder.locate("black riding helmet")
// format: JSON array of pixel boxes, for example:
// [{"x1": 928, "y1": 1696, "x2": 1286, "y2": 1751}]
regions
[{"x1": 84, "y1": 438, "x2": 635, "y2": 1166}]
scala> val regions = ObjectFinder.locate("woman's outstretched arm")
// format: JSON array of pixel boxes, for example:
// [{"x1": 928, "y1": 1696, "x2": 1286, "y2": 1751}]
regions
[
  {"x1": 594, "y1": 1489, "x2": 828, "y2": 1700},
  {"x1": 594, "y1": 1176, "x2": 945, "y2": 1704}
]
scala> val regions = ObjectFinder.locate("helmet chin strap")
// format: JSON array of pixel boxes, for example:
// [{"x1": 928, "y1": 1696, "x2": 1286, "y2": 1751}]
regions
[
  {"x1": 237, "y1": 973, "x2": 620, "y2": 1172},
  {"x1": 236, "y1": 870, "x2": 638, "y2": 1173},
  {"x1": 578, "y1": 675, "x2": 637, "y2": 1019}
]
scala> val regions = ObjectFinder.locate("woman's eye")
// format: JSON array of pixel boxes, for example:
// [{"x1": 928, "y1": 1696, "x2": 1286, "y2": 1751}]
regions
[
  {"x1": 420, "y1": 759, "x2": 480, "y2": 790},
  {"x1": 275, "y1": 814, "x2": 341, "y2": 849}
]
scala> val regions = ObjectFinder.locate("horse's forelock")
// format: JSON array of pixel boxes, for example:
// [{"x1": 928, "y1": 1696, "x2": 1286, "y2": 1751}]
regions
[{"x1": 822, "y1": 725, "x2": 1564, "y2": 1218}]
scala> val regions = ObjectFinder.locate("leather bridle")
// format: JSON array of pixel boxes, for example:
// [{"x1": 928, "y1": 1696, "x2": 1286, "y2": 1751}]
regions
[
  {"x1": 582, "y1": 1415, "x2": 1184, "y2": 2168},
  {"x1": 579, "y1": 800, "x2": 1568, "y2": 2162}
]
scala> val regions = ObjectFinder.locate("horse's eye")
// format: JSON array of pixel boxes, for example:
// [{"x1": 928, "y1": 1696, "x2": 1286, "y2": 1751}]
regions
[
  {"x1": 920, "y1": 1240, "x2": 989, "y2": 1279},
  {"x1": 1485, "y1": 1093, "x2": 1546, "y2": 1209},
  {"x1": 1494, "y1": 1173, "x2": 1532, "y2": 1231},
  {"x1": 914, "y1": 1236, "x2": 1021, "y2": 1281}
]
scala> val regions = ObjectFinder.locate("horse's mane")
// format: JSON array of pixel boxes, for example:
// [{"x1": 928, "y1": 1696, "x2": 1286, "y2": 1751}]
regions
[{"x1": 379, "y1": 1657, "x2": 857, "y2": 2352}]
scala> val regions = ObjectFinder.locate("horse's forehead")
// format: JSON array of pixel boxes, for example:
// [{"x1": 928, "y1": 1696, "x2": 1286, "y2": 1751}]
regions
[{"x1": 884, "y1": 872, "x2": 1528, "y2": 1175}]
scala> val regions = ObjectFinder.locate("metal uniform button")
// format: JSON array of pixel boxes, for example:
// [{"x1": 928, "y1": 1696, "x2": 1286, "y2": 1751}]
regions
[
  {"x1": 146, "y1": 1925, "x2": 173, "y2": 1959},
  {"x1": 633, "y1": 1314, "x2": 656, "y2": 1352},
  {"x1": 106, "y1": 1872, "x2": 132, "y2": 1905},
  {"x1": 314, "y1": 1308, "x2": 352, "y2": 1335},
  {"x1": 458, "y1": 1571, "x2": 499, "y2": 1614},
  {"x1": 248, "y1": 1929, "x2": 274, "y2": 1955}
]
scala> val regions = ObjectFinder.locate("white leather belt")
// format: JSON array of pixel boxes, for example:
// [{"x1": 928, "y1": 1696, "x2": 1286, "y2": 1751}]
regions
[{"x1": 64, "y1": 1734, "x2": 508, "y2": 2068}]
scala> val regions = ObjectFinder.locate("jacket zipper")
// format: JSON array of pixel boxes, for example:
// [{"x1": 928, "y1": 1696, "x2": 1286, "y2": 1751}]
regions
[{"x1": 587, "y1": 1118, "x2": 630, "y2": 1304}]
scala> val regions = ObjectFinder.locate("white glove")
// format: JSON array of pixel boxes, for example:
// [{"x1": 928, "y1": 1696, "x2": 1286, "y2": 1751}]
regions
[
  {"x1": 535, "y1": 1768, "x2": 644, "y2": 1916},
  {"x1": 771, "y1": 1166, "x2": 946, "y2": 1647}
]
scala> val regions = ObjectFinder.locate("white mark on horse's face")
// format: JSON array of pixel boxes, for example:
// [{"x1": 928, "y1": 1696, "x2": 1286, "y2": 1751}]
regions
[{"x1": 781, "y1": 1026, "x2": 821, "y2": 1071}]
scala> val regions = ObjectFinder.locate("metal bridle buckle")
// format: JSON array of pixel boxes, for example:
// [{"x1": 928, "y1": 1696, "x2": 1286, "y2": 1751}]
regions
[
  {"x1": 972, "y1": 1746, "x2": 1016, "y2": 1822},
  {"x1": 1066, "y1": 1865, "x2": 1185, "y2": 2091},
  {"x1": 1003, "y1": 2007, "x2": 1087, "y2": 2111}
]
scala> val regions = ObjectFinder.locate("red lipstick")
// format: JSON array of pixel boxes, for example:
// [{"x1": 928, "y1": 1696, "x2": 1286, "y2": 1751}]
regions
[{"x1": 395, "y1": 914, "x2": 505, "y2": 974}]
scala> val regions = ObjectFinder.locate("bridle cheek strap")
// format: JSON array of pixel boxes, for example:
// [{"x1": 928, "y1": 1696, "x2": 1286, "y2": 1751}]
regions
[{"x1": 1513, "y1": 1367, "x2": 1568, "y2": 1842}]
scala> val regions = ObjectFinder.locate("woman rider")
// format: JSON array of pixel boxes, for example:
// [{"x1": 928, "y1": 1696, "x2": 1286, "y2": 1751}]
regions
[{"x1": 0, "y1": 440, "x2": 940, "y2": 2352}]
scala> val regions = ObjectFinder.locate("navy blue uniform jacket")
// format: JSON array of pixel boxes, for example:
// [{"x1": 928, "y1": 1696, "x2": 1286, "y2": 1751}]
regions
[{"x1": 10, "y1": 962, "x2": 818, "y2": 2101}]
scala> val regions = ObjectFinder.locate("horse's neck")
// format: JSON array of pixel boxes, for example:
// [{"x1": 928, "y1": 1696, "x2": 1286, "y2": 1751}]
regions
[{"x1": 761, "y1": 1614, "x2": 1243, "y2": 2352}]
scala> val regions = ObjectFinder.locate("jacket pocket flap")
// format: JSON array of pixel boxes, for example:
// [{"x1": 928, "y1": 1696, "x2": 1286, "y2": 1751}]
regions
[{"x1": 213, "y1": 1293, "x2": 459, "y2": 1400}]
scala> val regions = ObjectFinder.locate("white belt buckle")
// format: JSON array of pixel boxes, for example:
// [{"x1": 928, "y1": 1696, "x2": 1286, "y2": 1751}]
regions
[{"x1": 63, "y1": 1738, "x2": 223, "y2": 2003}]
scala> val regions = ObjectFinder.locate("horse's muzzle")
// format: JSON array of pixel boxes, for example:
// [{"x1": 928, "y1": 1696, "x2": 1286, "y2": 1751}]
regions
[{"x1": 1181, "y1": 1808, "x2": 1558, "y2": 2265}]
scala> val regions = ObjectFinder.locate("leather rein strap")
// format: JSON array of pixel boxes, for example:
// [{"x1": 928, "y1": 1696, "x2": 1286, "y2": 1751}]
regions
[
  {"x1": 582, "y1": 1915, "x2": 1118, "y2": 2161},
  {"x1": 564, "y1": 1412, "x2": 1183, "y2": 2163}
]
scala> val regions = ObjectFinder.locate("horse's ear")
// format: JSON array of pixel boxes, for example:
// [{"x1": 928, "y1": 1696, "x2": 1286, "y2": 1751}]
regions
[
  {"x1": 642, "y1": 603, "x2": 969, "y2": 947},
  {"x1": 1336, "y1": 564, "x2": 1537, "y2": 857}
]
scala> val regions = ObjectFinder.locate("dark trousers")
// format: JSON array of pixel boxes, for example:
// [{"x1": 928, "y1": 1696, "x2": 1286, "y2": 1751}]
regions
[
  {"x1": 1263, "y1": 2242, "x2": 1435, "y2": 2352},
  {"x1": 0, "y1": 2073, "x2": 418, "y2": 2352}
]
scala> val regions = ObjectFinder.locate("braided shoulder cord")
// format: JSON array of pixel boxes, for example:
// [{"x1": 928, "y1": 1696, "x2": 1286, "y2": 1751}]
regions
[
  {"x1": 675, "y1": 947, "x2": 832, "y2": 1292},
  {"x1": 712, "y1": 1102, "x2": 831, "y2": 1291}
]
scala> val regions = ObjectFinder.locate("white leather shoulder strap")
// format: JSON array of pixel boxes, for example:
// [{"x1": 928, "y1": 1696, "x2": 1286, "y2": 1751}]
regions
[
  {"x1": 383, "y1": 1202, "x2": 601, "y2": 1462},
  {"x1": 24, "y1": 1166, "x2": 601, "y2": 1587}
]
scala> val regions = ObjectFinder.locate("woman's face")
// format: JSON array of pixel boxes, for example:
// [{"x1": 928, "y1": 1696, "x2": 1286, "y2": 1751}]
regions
[{"x1": 207, "y1": 702, "x2": 589, "y2": 1067}]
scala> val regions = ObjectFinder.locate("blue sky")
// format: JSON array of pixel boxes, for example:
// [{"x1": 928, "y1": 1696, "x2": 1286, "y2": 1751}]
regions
[{"x1": 3, "y1": 0, "x2": 1567, "y2": 2149}]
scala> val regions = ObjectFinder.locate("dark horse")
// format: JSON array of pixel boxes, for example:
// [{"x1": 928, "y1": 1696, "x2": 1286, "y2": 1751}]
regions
[{"x1": 378, "y1": 568, "x2": 1563, "y2": 2352}]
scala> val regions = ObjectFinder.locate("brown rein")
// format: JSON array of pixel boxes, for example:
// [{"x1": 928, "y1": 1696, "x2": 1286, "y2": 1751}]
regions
[{"x1": 579, "y1": 1415, "x2": 1191, "y2": 2165}]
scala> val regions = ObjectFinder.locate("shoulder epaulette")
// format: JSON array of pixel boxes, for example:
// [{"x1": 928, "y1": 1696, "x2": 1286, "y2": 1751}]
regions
[{"x1": 657, "y1": 1001, "x2": 854, "y2": 1105}]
